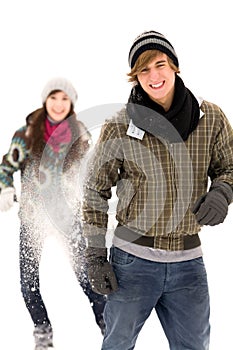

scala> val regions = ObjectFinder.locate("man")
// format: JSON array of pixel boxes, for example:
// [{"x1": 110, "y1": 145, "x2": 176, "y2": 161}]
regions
[{"x1": 82, "y1": 31, "x2": 233, "y2": 349}]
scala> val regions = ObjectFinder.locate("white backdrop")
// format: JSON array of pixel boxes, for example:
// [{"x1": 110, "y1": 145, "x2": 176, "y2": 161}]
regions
[{"x1": 0, "y1": 0, "x2": 232, "y2": 349}]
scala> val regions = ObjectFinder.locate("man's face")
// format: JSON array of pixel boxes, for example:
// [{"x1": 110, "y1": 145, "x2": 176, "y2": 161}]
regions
[{"x1": 137, "y1": 52, "x2": 176, "y2": 111}]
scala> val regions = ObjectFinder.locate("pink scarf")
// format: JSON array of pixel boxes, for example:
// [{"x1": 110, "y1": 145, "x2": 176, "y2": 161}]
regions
[{"x1": 44, "y1": 118, "x2": 72, "y2": 152}]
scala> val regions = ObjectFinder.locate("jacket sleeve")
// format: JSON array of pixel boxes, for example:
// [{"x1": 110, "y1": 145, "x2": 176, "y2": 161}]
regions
[
  {"x1": 208, "y1": 109, "x2": 233, "y2": 195},
  {"x1": 0, "y1": 126, "x2": 28, "y2": 191},
  {"x1": 82, "y1": 120, "x2": 123, "y2": 239}
]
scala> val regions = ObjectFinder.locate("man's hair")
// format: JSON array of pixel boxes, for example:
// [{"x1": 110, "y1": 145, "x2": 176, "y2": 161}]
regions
[{"x1": 127, "y1": 49, "x2": 180, "y2": 84}]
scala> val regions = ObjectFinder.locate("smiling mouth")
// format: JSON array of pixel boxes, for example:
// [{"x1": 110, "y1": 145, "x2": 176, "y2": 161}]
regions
[
  {"x1": 53, "y1": 110, "x2": 64, "y2": 114},
  {"x1": 149, "y1": 81, "x2": 164, "y2": 89}
]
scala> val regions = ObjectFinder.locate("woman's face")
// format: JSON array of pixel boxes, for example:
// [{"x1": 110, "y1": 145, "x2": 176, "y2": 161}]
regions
[{"x1": 45, "y1": 91, "x2": 72, "y2": 122}]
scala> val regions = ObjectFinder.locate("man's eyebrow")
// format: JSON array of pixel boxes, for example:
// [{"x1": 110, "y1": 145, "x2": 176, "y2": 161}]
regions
[{"x1": 155, "y1": 60, "x2": 166, "y2": 64}]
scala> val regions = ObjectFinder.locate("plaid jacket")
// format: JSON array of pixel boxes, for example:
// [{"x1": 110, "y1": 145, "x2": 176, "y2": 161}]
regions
[{"x1": 83, "y1": 100, "x2": 233, "y2": 250}]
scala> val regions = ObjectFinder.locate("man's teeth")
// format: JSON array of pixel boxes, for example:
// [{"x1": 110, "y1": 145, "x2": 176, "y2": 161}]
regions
[{"x1": 151, "y1": 82, "x2": 163, "y2": 88}]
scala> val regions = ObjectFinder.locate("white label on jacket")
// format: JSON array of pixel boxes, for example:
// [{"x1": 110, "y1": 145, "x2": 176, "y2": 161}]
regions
[{"x1": 126, "y1": 119, "x2": 145, "y2": 140}]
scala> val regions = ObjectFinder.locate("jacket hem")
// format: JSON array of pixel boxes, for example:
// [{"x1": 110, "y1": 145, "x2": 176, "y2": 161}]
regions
[{"x1": 114, "y1": 224, "x2": 201, "y2": 251}]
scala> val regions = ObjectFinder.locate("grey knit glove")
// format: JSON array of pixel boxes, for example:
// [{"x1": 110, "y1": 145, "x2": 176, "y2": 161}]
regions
[
  {"x1": 192, "y1": 182, "x2": 232, "y2": 226},
  {"x1": 85, "y1": 237, "x2": 118, "y2": 295}
]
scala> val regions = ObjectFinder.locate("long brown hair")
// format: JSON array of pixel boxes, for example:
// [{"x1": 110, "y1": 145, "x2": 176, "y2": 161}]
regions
[
  {"x1": 27, "y1": 90, "x2": 75, "y2": 157},
  {"x1": 25, "y1": 107, "x2": 90, "y2": 173}
]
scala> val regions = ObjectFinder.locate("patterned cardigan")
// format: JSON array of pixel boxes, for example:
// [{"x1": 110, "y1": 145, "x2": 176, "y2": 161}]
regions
[{"x1": 0, "y1": 109, "x2": 91, "y2": 234}]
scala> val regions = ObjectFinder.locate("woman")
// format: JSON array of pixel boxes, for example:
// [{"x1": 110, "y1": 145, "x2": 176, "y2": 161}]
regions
[{"x1": 0, "y1": 77, "x2": 106, "y2": 349}]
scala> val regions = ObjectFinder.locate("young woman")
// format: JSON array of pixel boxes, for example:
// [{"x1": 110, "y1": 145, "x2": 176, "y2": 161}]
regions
[{"x1": 0, "y1": 77, "x2": 106, "y2": 349}]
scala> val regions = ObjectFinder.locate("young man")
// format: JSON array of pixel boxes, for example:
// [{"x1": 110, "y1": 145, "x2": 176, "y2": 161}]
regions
[{"x1": 82, "y1": 31, "x2": 233, "y2": 349}]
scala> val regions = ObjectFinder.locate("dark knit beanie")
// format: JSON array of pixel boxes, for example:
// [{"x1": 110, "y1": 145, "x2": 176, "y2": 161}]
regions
[{"x1": 128, "y1": 30, "x2": 179, "y2": 69}]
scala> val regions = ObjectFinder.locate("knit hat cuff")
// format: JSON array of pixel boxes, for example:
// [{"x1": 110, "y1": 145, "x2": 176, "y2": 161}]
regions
[
  {"x1": 128, "y1": 31, "x2": 179, "y2": 69},
  {"x1": 41, "y1": 77, "x2": 78, "y2": 106}
]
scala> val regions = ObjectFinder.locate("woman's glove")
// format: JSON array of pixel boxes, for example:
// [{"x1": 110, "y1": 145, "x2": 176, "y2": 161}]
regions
[
  {"x1": 85, "y1": 244, "x2": 118, "y2": 295},
  {"x1": 192, "y1": 182, "x2": 232, "y2": 226},
  {"x1": 0, "y1": 187, "x2": 15, "y2": 212}
]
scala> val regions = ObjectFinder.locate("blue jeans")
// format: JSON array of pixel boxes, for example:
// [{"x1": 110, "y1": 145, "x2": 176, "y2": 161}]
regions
[
  {"x1": 102, "y1": 246, "x2": 210, "y2": 350},
  {"x1": 19, "y1": 224, "x2": 106, "y2": 332}
]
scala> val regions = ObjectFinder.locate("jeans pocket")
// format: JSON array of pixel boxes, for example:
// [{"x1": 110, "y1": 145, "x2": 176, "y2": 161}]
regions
[
  {"x1": 188, "y1": 257, "x2": 208, "y2": 281},
  {"x1": 191, "y1": 257, "x2": 205, "y2": 266},
  {"x1": 110, "y1": 246, "x2": 136, "y2": 266}
]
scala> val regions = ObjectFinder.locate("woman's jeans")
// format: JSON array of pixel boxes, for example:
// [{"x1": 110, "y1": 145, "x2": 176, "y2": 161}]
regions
[
  {"x1": 19, "y1": 224, "x2": 106, "y2": 331},
  {"x1": 102, "y1": 246, "x2": 210, "y2": 350}
]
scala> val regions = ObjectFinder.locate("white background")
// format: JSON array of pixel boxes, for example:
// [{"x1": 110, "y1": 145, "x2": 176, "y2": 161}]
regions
[{"x1": 0, "y1": 0, "x2": 232, "y2": 349}]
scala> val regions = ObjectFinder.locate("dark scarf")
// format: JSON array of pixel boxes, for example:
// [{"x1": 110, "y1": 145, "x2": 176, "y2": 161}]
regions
[{"x1": 127, "y1": 75, "x2": 200, "y2": 142}]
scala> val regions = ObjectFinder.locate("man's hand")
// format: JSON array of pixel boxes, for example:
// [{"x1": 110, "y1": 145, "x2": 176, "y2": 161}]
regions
[
  {"x1": 85, "y1": 246, "x2": 118, "y2": 295},
  {"x1": 192, "y1": 182, "x2": 232, "y2": 226}
]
